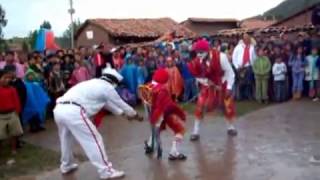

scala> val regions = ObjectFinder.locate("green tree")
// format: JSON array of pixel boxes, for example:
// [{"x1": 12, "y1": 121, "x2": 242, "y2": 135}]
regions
[
  {"x1": 58, "y1": 19, "x2": 82, "y2": 48},
  {"x1": 0, "y1": 5, "x2": 7, "y2": 38},
  {"x1": 40, "y1": 20, "x2": 52, "y2": 30},
  {"x1": 22, "y1": 40, "x2": 30, "y2": 52},
  {"x1": 27, "y1": 30, "x2": 38, "y2": 50}
]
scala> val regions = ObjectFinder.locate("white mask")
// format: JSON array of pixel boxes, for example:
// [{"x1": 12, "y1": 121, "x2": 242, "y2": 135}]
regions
[{"x1": 197, "y1": 52, "x2": 208, "y2": 60}]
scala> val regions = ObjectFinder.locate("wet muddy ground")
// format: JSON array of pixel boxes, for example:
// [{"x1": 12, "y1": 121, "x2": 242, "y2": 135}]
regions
[{"x1": 23, "y1": 101, "x2": 320, "y2": 180}]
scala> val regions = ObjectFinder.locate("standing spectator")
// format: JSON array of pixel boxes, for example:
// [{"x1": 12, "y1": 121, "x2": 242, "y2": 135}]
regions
[
  {"x1": 181, "y1": 51, "x2": 197, "y2": 102},
  {"x1": 0, "y1": 69, "x2": 23, "y2": 154},
  {"x1": 113, "y1": 51, "x2": 124, "y2": 71},
  {"x1": 0, "y1": 51, "x2": 25, "y2": 78},
  {"x1": 305, "y1": 47, "x2": 319, "y2": 100},
  {"x1": 253, "y1": 48, "x2": 271, "y2": 103},
  {"x1": 145, "y1": 51, "x2": 157, "y2": 82},
  {"x1": 68, "y1": 58, "x2": 90, "y2": 86},
  {"x1": 272, "y1": 57, "x2": 287, "y2": 102},
  {"x1": 157, "y1": 54, "x2": 166, "y2": 69},
  {"x1": 165, "y1": 57, "x2": 184, "y2": 100},
  {"x1": 289, "y1": 46, "x2": 306, "y2": 100},
  {"x1": 4, "y1": 65, "x2": 26, "y2": 148},
  {"x1": 120, "y1": 57, "x2": 138, "y2": 95},
  {"x1": 232, "y1": 34, "x2": 256, "y2": 100},
  {"x1": 48, "y1": 63, "x2": 65, "y2": 101},
  {"x1": 61, "y1": 54, "x2": 74, "y2": 89},
  {"x1": 136, "y1": 59, "x2": 147, "y2": 87}
]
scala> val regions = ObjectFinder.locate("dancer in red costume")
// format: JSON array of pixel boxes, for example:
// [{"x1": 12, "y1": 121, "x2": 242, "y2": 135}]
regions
[
  {"x1": 140, "y1": 69, "x2": 187, "y2": 160},
  {"x1": 188, "y1": 39, "x2": 237, "y2": 141}
]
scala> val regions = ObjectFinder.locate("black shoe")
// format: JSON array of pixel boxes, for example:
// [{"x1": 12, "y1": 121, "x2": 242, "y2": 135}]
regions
[
  {"x1": 190, "y1": 134, "x2": 200, "y2": 141},
  {"x1": 168, "y1": 153, "x2": 187, "y2": 161},
  {"x1": 227, "y1": 129, "x2": 238, "y2": 137},
  {"x1": 144, "y1": 141, "x2": 154, "y2": 155},
  {"x1": 157, "y1": 146, "x2": 162, "y2": 159},
  {"x1": 37, "y1": 126, "x2": 46, "y2": 131}
]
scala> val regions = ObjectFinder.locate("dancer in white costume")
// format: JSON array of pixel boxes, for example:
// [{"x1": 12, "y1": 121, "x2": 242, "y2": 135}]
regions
[{"x1": 53, "y1": 67, "x2": 142, "y2": 179}]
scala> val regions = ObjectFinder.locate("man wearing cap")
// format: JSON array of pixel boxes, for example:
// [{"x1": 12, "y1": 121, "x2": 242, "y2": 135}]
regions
[
  {"x1": 188, "y1": 38, "x2": 237, "y2": 141},
  {"x1": 53, "y1": 67, "x2": 142, "y2": 179}
]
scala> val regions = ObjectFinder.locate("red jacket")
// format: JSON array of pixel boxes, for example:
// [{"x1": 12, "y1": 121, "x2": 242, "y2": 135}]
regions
[
  {"x1": 188, "y1": 49, "x2": 224, "y2": 86},
  {"x1": 150, "y1": 83, "x2": 185, "y2": 125},
  {"x1": 0, "y1": 86, "x2": 21, "y2": 113}
]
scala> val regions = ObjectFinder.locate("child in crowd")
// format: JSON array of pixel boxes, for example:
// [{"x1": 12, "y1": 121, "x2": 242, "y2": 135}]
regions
[
  {"x1": 48, "y1": 63, "x2": 65, "y2": 100},
  {"x1": 289, "y1": 46, "x2": 306, "y2": 100},
  {"x1": 137, "y1": 59, "x2": 147, "y2": 87},
  {"x1": 61, "y1": 54, "x2": 74, "y2": 89},
  {"x1": 0, "y1": 69, "x2": 23, "y2": 154},
  {"x1": 253, "y1": 48, "x2": 271, "y2": 103},
  {"x1": 305, "y1": 47, "x2": 319, "y2": 101},
  {"x1": 272, "y1": 57, "x2": 287, "y2": 102},
  {"x1": 68, "y1": 56, "x2": 90, "y2": 86}
]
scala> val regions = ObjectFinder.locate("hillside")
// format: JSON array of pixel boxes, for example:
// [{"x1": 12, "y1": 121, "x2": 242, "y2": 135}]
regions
[{"x1": 263, "y1": 0, "x2": 320, "y2": 20}]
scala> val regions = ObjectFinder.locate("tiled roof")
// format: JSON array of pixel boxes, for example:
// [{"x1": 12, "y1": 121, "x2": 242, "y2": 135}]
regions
[
  {"x1": 187, "y1": 17, "x2": 239, "y2": 23},
  {"x1": 78, "y1": 18, "x2": 195, "y2": 38},
  {"x1": 216, "y1": 24, "x2": 316, "y2": 37},
  {"x1": 240, "y1": 19, "x2": 276, "y2": 29}
]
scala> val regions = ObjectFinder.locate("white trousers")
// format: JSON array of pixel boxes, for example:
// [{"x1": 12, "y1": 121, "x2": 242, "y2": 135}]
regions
[{"x1": 53, "y1": 104, "x2": 113, "y2": 177}]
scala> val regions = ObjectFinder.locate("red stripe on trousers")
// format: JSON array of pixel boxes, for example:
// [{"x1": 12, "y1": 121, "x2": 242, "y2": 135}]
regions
[{"x1": 79, "y1": 109, "x2": 112, "y2": 170}]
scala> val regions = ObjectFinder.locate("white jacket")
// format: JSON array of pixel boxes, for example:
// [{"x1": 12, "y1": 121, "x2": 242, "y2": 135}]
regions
[
  {"x1": 196, "y1": 52, "x2": 235, "y2": 90},
  {"x1": 232, "y1": 40, "x2": 256, "y2": 69},
  {"x1": 57, "y1": 79, "x2": 137, "y2": 118},
  {"x1": 272, "y1": 63, "x2": 287, "y2": 81},
  {"x1": 220, "y1": 52, "x2": 235, "y2": 90}
]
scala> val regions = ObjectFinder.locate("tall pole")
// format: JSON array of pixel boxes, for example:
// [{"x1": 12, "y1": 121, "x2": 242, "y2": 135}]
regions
[{"x1": 68, "y1": 0, "x2": 75, "y2": 48}]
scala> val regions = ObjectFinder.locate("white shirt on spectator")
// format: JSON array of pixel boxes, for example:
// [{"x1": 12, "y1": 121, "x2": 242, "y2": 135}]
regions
[
  {"x1": 272, "y1": 62, "x2": 287, "y2": 81},
  {"x1": 232, "y1": 40, "x2": 256, "y2": 69}
]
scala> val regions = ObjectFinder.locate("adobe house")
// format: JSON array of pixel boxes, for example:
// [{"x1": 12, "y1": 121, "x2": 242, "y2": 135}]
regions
[
  {"x1": 272, "y1": 2, "x2": 320, "y2": 27},
  {"x1": 75, "y1": 18, "x2": 195, "y2": 47},
  {"x1": 181, "y1": 18, "x2": 239, "y2": 36}
]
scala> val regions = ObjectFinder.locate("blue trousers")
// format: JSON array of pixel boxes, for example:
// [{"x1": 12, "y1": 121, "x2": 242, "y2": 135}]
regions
[
  {"x1": 274, "y1": 81, "x2": 286, "y2": 102},
  {"x1": 183, "y1": 78, "x2": 198, "y2": 102},
  {"x1": 292, "y1": 72, "x2": 304, "y2": 93}
]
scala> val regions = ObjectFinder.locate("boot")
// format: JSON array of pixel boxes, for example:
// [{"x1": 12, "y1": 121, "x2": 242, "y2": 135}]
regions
[{"x1": 144, "y1": 141, "x2": 154, "y2": 155}]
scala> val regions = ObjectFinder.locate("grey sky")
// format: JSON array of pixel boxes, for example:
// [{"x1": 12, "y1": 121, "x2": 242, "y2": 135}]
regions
[{"x1": 0, "y1": 0, "x2": 283, "y2": 38}]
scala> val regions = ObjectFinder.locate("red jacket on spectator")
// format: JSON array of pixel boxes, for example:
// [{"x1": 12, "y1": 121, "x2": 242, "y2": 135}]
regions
[{"x1": 0, "y1": 86, "x2": 21, "y2": 113}]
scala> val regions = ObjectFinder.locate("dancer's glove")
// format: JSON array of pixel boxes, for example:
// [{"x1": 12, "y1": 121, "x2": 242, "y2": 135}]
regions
[{"x1": 127, "y1": 113, "x2": 143, "y2": 122}]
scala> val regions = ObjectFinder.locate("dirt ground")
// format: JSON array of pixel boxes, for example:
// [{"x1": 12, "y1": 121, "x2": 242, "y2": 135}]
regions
[{"x1": 14, "y1": 101, "x2": 320, "y2": 180}]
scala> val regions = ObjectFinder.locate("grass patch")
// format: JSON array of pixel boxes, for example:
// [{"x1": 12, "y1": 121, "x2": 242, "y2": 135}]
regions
[
  {"x1": 235, "y1": 101, "x2": 270, "y2": 116},
  {"x1": 0, "y1": 142, "x2": 60, "y2": 180}
]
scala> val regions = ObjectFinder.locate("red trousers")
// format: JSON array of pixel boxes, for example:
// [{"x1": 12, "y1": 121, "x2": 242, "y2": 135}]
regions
[
  {"x1": 195, "y1": 83, "x2": 235, "y2": 122},
  {"x1": 159, "y1": 114, "x2": 185, "y2": 135}
]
